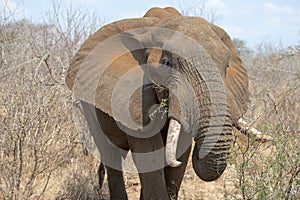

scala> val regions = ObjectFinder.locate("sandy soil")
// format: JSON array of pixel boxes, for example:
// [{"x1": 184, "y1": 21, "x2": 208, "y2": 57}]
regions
[{"x1": 123, "y1": 162, "x2": 239, "y2": 200}]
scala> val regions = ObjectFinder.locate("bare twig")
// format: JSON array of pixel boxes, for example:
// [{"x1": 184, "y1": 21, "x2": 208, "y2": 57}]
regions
[
  {"x1": 34, "y1": 53, "x2": 50, "y2": 79},
  {"x1": 284, "y1": 165, "x2": 300, "y2": 199}
]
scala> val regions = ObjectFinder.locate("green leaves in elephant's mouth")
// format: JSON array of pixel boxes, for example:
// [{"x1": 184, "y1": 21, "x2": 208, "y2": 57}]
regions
[
  {"x1": 148, "y1": 82, "x2": 169, "y2": 120},
  {"x1": 148, "y1": 98, "x2": 168, "y2": 120}
]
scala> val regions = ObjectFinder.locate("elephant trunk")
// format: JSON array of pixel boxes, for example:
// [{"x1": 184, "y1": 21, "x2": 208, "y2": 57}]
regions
[
  {"x1": 165, "y1": 56, "x2": 233, "y2": 181},
  {"x1": 192, "y1": 113, "x2": 232, "y2": 181}
]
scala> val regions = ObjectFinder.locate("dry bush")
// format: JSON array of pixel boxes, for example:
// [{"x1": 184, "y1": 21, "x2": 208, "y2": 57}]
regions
[
  {"x1": 225, "y1": 43, "x2": 300, "y2": 199},
  {"x1": 0, "y1": 1, "x2": 104, "y2": 199},
  {"x1": 174, "y1": 0, "x2": 220, "y2": 23}
]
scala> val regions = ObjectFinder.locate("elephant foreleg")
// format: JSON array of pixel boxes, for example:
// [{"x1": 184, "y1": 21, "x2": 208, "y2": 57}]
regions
[
  {"x1": 106, "y1": 165, "x2": 128, "y2": 200},
  {"x1": 127, "y1": 133, "x2": 170, "y2": 200}
]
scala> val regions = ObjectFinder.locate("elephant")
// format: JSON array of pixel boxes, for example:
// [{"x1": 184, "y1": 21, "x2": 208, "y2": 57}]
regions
[{"x1": 66, "y1": 7, "x2": 249, "y2": 200}]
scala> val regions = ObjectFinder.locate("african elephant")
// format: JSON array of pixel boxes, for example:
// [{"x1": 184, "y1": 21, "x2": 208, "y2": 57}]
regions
[{"x1": 66, "y1": 7, "x2": 249, "y2": 200}]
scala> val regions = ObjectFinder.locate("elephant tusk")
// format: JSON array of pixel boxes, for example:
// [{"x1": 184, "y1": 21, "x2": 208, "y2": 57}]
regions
[{"x1": 166, "y1": 118, "x2": 182, "y2": 167}]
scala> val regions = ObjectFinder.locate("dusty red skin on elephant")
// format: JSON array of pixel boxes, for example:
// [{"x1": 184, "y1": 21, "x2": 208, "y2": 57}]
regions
[
  {"x1": 143, "y1": 7, "x2": 182, "y2": 19},
  {"x1": 66, "y1": 6, "x2": 250, "y2": 200}
]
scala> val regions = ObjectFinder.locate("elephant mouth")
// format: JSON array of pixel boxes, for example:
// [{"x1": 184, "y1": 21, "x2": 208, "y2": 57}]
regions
[
  {"x1": 147, "y1": 64, "x2": 198, "y2": 168},
  {"x1": 151, "y1": 84, "x2": 186, "y2": 168}
]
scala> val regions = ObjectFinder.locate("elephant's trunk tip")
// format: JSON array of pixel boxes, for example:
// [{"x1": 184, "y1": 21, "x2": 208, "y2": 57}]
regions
[{"x1": 166, "y1": 118, "x2": 182, "y2": 167}]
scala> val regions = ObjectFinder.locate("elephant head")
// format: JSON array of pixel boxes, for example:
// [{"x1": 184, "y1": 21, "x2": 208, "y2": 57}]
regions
[{"x1": 66, "y1": 7, "x2": 249, "y2": 182}]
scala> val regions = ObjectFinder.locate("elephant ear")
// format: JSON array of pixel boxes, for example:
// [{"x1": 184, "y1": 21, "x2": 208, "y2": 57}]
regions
[
  {"x1": 66, "y1": 17, "x2": 157, "y2": 90},
  {"x1": 66, "y1": 17, "x2": 159, "y2": 129},
  {"x1": 211, "y1": 25, "x2": 250, "y2": 120}
]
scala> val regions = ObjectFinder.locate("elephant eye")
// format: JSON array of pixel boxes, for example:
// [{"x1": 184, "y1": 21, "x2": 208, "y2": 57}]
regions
[{"x1": 161, "y1": 55, "x2": 172, "y2": 67}]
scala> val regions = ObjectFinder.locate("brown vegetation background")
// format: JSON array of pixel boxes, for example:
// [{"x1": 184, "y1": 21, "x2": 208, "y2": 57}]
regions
[{"x1": 0, "y1": 2, "x2": 299, "y2": 199}]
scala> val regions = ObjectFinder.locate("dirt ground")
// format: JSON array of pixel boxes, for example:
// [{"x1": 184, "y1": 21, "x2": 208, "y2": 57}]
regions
[{"x1": 122, "y1": 161, "x2": 238, "y2": 200}]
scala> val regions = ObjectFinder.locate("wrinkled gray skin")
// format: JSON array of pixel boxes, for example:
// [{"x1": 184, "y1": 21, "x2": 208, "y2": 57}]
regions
[{"x1": 66, "y1": 7, "x2": 249, "y2": 200}]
